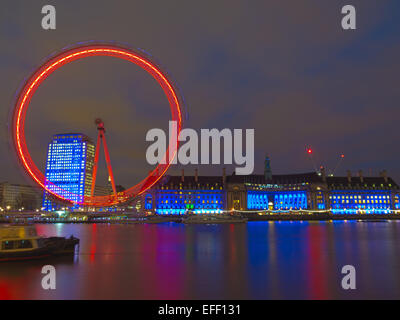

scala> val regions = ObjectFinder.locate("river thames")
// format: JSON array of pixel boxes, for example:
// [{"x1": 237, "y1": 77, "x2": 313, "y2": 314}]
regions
[{"x1": 1, "y1": 221, "x2": 400, "y2": 299}]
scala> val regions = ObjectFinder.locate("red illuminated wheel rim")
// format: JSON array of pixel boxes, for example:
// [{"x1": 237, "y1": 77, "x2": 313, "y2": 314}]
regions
[{"x1": 12, "y1": 42, "x2": 183, "y2": 207}]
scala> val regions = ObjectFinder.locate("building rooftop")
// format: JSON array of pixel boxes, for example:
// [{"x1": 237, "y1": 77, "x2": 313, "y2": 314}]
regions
[
  {"x1": 227, "y1": 172, "x2": 321, "y2": 185},
  {"x1": 326, "y1": 176, "x2": 398, "y2": 190},
  {"x1": 156, "y1": 175, "x2": 224, "y2": 189},
  {"x1": 51, "y1": 133, "x2": 93, "y2": 144},
  {"x1": 153, "y1": 171, "x2": 399, "y2": 190}
]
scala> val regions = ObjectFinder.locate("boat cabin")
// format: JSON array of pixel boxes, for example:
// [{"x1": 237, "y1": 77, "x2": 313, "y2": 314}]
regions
[{"x1": 0, "y1": 225, "x2": 42, "y2": 252}]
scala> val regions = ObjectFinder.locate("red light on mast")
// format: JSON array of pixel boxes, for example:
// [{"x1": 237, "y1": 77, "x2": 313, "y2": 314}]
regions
[
  {"x1": 341, "y1": 154, "x2": 345, "y2": 158},
  {"x1": 307, "y1": 148, "x2": 313, "y2": 154}
]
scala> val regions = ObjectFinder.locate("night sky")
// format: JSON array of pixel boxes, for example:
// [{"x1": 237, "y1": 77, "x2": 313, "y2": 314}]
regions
[{"x1": 0, "y1": 1, "x2": 399, "y2": 189}]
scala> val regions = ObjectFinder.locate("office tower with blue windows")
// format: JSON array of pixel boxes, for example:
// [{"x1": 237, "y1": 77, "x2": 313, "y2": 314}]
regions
[{"x1": 42, "y1": 134, "x2": 95, "y2": 211}]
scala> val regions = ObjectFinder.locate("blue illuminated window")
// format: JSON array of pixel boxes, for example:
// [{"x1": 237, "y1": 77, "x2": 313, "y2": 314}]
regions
[
  {"x1": 247, "y1": 191, "x2": 308, "y2": 210},
  {"x1": 154, "y1": 189, "x2": 224, "y2": 215},
  {"x1": 330, "y1": 190, "x2": 392, "y2": 214}
]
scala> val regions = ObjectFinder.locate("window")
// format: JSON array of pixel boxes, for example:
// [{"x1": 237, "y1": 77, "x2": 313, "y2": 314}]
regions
[
  {"x1": 1, "y1": 241, "x2": 15, "y2": 250},
  {"x1": 16, "y1": 240, "x2": 33, "y2": 249}
]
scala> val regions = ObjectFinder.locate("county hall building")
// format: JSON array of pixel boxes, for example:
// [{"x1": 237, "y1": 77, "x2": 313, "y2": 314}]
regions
[{"x1": 142, "y1": 157, "x2": 400, "y2": 215}]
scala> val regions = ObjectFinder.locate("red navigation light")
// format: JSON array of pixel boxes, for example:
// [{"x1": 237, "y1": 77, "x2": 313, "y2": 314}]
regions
[
  {"x1": 341, "y1": 154, "x2": 345, "y2": 158},
  {"x1": 307, "y1": 149, "x2": 313, "y2": 154}
]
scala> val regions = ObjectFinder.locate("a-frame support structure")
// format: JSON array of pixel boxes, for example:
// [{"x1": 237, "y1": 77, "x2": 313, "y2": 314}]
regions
[{"x1": 90, "y1": 118, "x2": 117, "y2": 197}]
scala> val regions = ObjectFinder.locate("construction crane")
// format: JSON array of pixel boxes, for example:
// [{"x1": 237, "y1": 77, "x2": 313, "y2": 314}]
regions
[
  {"x1": 306, "y1": 146, "x2": 345, "y2": 177},
  {"x1": 306, "y1": 147, "x2": 318, "y2": 173},
  {"x1": 331, "y1": 154, "x2": 345, "y2": 176}
]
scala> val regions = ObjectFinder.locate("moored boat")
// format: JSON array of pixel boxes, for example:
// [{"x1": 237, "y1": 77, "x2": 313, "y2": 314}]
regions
[{"x1": 0, "y1": 225, "x2": 79, "y2": 262}]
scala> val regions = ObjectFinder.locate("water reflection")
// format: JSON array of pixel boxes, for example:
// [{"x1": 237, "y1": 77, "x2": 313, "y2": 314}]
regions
[{"x1": 0, "y1": 221, "x2": 400, "y2": 299}]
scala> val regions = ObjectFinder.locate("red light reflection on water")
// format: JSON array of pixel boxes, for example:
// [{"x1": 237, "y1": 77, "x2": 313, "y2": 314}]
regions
[
  {"x1": 89, "y1": 224, "x2": 97, "y2": 262},
  {"x1": 305, "y1": 225, "x2": 329, "y2": 299},
  {"x1": 0, "y1": 281, "x2": 13, "y2": 300}
]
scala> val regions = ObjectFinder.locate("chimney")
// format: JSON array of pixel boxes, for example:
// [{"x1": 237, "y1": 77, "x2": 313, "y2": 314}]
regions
[
  {"x1": 320, "y1": 166, "x2": 327, "y2": 183},
  {"x1": 347, "y1": 170, "x2": 352, "y2": 183},
  {"x1": 381, "y1": 170, "x2": 388, "y2": 183},
  {"x1": 222, "y1": 167, "x2": 226, "y2": 185},
  {"x1": 264, "y1": 155, "x2": 272, "y2": 182},
  {"x1": 181, "y1": 169, "x2": 184, "y2": 182},
  {"x1": 194, "y1": 168, "x2": 198, "y2": 183},
  {"x1": 358, "y1": 170, "x2": 364, "y2": 183}
]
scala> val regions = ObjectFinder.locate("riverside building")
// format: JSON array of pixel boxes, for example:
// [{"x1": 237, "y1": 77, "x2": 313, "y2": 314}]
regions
[
  {"x1": 142, "y1": 157, "x2": 399, "y2": 215},
  {"x1": 42, "y1": 134, "x2": 95, "y2": 211}
]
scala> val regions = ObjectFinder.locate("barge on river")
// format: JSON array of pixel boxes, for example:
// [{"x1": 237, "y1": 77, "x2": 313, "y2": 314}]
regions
[{"x1": 0, "y1": 225, "x2": 79, "y2": 262}]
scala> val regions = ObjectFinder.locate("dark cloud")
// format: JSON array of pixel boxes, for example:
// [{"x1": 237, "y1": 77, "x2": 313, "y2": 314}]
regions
[{"x1": 0, "y1": 0, "x2": 399, "y2": 188}]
